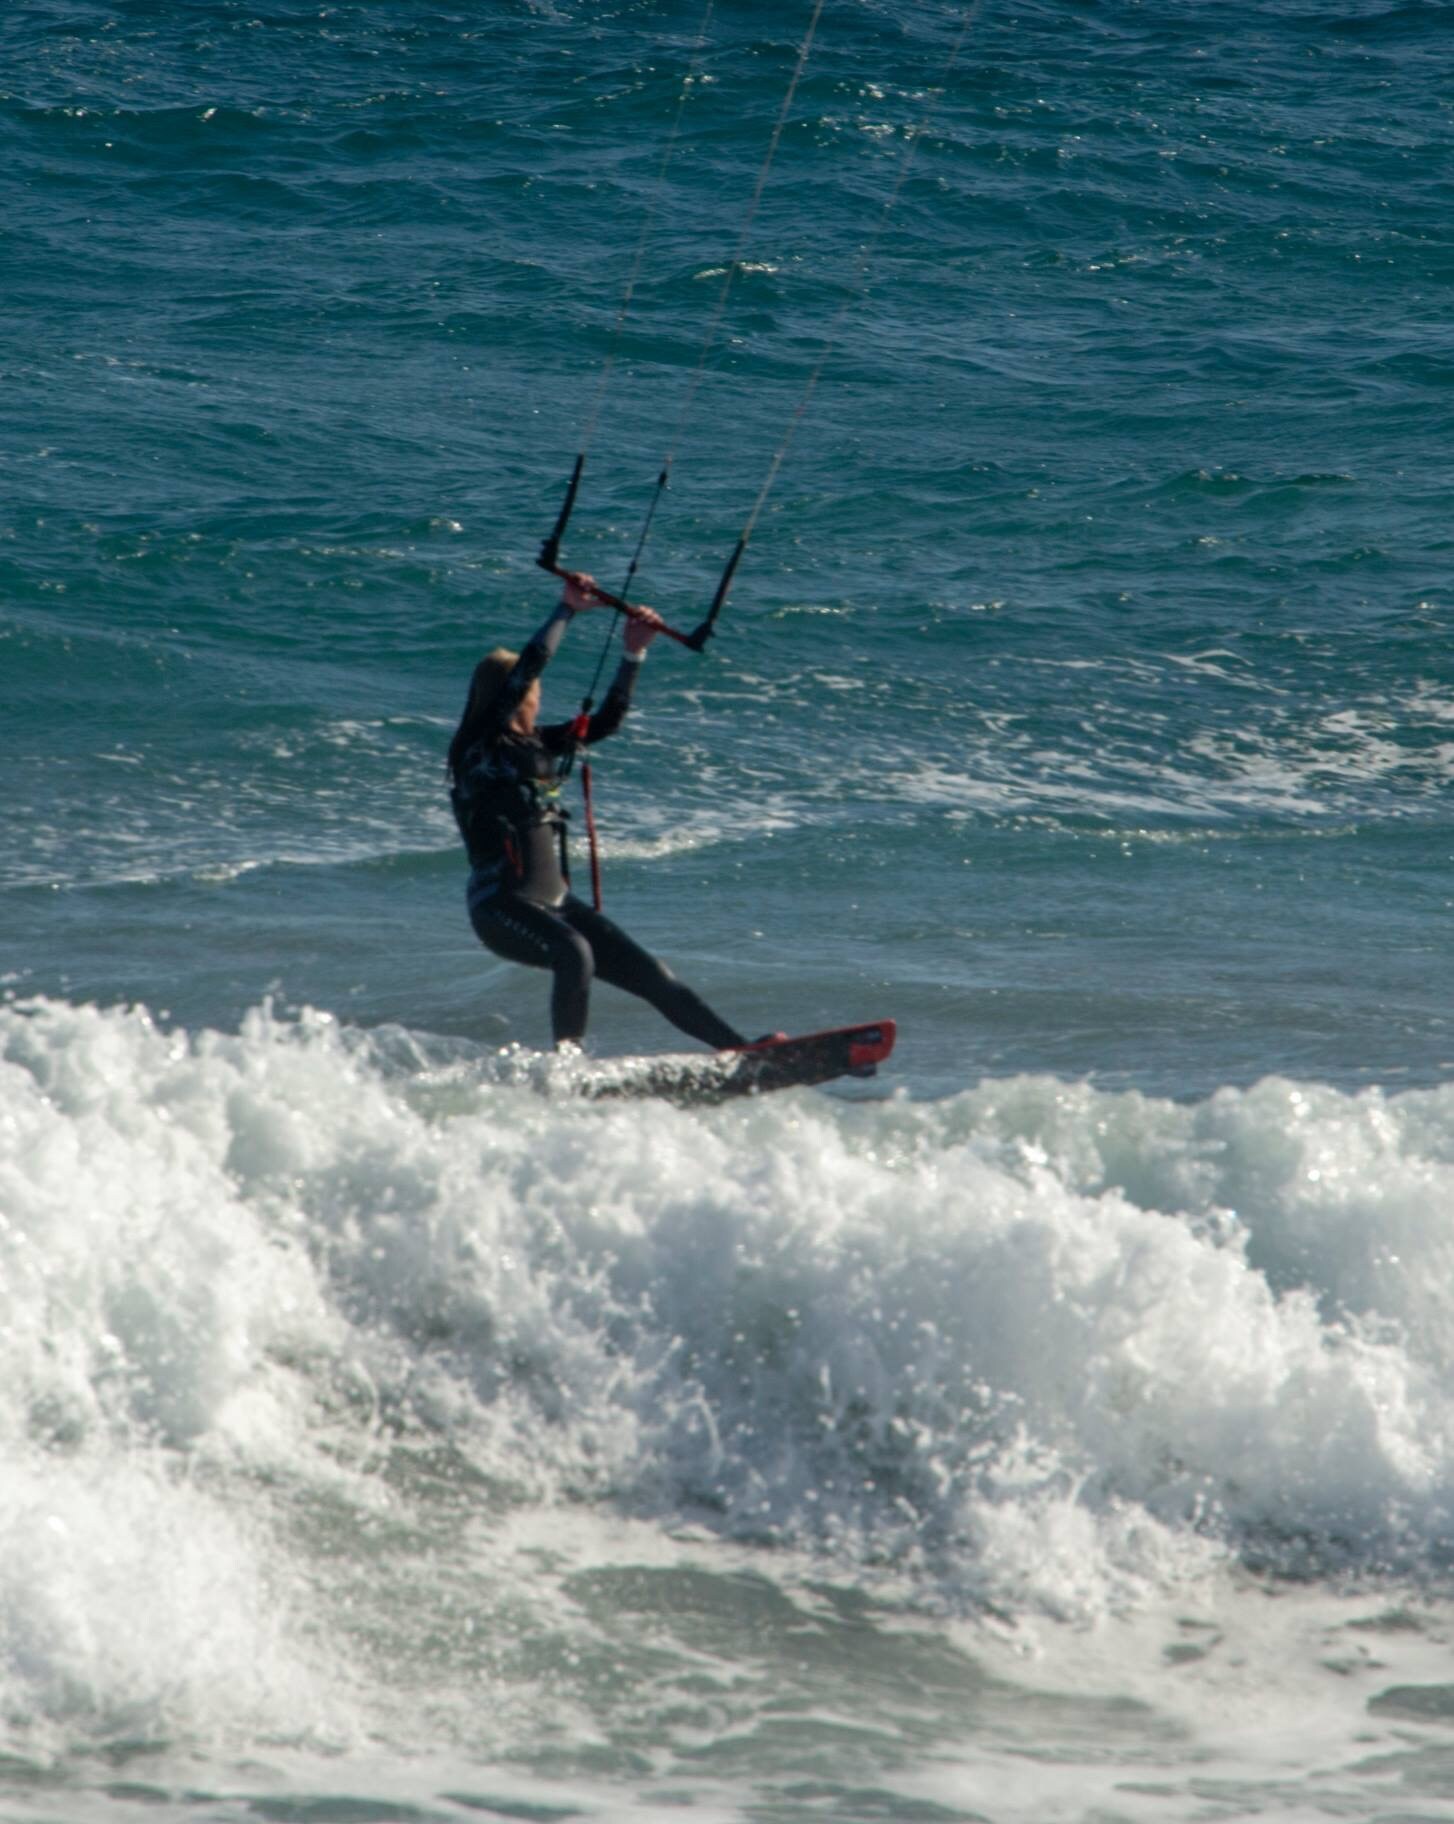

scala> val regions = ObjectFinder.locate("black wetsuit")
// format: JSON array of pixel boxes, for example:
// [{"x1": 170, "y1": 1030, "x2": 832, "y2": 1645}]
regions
[{"x1": 451, "y1": 606, "x2": 744, "y2": 1049}]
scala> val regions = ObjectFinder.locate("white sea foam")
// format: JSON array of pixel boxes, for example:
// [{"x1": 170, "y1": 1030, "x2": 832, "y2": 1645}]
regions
[
  {"x1": 0, "y1": 1001, "x2": 354, "y2": 1756},
  {"x1": 3, "y1": 998, "x2": 1454, "y2": 1763}
]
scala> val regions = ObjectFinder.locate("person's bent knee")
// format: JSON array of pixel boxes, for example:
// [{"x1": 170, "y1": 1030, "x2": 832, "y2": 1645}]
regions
[{"x1": 557, "y1": 927, "x2": 595, "y2": 992}]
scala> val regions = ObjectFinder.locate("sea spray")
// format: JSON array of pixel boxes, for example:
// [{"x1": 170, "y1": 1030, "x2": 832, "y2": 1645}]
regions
[{"x1": 6, "y1": 997, "x2": 1452, "y2": 1694}]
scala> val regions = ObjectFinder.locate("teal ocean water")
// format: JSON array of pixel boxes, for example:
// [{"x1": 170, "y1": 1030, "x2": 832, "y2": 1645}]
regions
[{"x1": 6, "y1": 3, "x2": 1454, "y2": 1819}]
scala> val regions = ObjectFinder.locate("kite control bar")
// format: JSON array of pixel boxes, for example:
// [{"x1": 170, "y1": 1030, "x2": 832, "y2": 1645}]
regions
[
  {"x1": 535, "y1": 552, "x2": 711, "y2": 651},
  {"x1": 536, "y1": 453, "x2": 718, "y2": 651}
]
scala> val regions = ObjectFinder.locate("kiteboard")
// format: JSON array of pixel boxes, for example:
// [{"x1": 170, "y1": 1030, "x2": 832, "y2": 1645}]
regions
[{"x1": 579, "y1": 1020, "x2": 896, "y2": 1107}]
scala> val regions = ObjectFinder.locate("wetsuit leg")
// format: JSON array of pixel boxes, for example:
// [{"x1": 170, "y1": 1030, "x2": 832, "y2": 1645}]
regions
[
  {"x1": 470, "y1": 894, "x2": 593, "y2": 1044},
  {"x1": 560, "y1": 898, "x2": 745, "y2": 1049}
]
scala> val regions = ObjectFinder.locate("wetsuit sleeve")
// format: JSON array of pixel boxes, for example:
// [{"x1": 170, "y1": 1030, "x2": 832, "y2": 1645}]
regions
[
  {"x1": 538, "y1": 653, "x2": 642, "y2": 753},
  {"x1": 485, "y1": 604, "x2": 574, "y2": 739},
  {"x1": 584, "y1": 655, "x2": 642, "y2": 744}
]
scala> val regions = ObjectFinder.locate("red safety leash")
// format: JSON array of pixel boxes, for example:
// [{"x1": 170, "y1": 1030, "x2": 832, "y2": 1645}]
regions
[
  {"x1": 581, "y1": 760, "x2": 603, "y2": 911},
  {"x1": 569, "y1": 711, "x2": 604, "y2": 911}
]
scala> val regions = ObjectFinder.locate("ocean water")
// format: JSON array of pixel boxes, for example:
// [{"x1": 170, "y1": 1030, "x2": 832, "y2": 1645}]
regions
[{"x1": 5, "y1": 0, "x2": 1454, "y2": 1818}]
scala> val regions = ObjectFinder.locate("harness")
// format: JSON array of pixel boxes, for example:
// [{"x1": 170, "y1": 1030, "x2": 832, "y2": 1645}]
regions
[{"x1": 453, "y1": 739, "x2": 571, "y2": 888}]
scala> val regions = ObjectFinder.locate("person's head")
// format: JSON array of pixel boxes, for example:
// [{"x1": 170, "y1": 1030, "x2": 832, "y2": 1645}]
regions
[
  {"x1": 448, "y1": 648, "x2": 536, "y2": 778},
  {"x1": 469, "y1": 648, "x2": 520, "y2": 719}
]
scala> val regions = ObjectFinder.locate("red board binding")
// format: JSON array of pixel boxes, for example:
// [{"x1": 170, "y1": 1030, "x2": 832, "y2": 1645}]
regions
[{"x1": 736, "y1": 1020, "x2": 896, "y2": 1063}]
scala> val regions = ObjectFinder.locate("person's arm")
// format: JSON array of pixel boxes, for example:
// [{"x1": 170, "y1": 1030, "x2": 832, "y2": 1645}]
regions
[
  {"x1": 583, "y1": 605, "x2": 664, "y2": 743},
  {"x1": 496, "y1": 572, "x2": 599, "y2": 721}
]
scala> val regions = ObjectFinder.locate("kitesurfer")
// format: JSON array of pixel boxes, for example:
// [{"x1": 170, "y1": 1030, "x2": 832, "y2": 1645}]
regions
[{"x1": 448, "y1": 571, "x2": 749, "y2": 1051}]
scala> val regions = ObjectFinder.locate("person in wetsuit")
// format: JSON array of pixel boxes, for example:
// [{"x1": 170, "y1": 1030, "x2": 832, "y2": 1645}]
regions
[{"x1": 447, "y1": 571, "x2": 749, "y2": 1051}]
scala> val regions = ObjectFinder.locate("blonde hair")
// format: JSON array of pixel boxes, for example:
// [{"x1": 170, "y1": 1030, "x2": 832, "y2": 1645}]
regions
[
  {"x1": 469, "y1": 647, "x2": 520, "y2": 718},
  {"x1": 448, "y1": 647, "x2": 526, "y2": 780}
]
